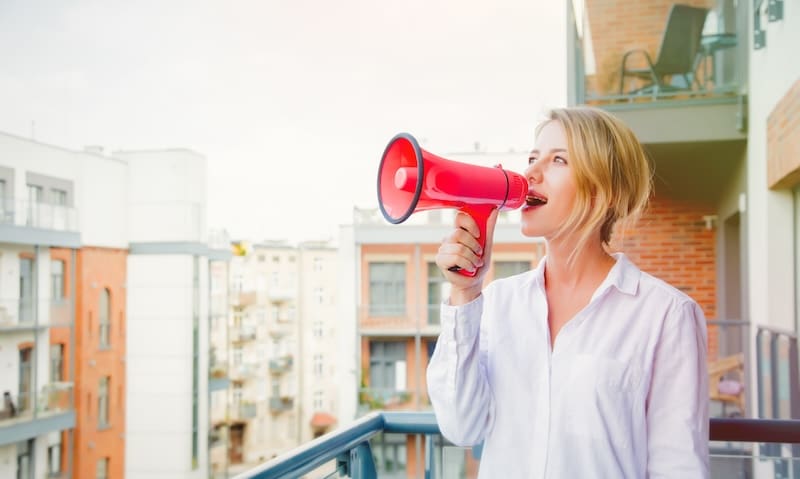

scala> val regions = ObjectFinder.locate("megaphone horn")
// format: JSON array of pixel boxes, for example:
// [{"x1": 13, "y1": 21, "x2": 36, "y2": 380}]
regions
[{"x1": 377, "y1": 133, "x2": 528, "y2": 277}]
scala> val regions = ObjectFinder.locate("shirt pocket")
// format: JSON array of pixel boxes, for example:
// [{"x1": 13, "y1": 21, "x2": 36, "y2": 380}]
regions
[{"x1": 561, "y1": 353, "x2": 645, "y2": 447}]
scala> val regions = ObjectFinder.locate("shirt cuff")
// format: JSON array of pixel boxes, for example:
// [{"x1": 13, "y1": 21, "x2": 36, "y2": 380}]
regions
[{"x1": 440, "y1": 294, "x2": 483, "y2": 343}]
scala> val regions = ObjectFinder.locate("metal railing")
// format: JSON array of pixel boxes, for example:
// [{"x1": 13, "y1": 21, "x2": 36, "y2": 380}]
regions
[{"x1": 234, "y1": 412, "x2": 800, "y2": 479}]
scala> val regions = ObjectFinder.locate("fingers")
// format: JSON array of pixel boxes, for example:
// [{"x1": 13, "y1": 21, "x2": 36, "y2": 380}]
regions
[{"x1": 436, "y1": 212, "x2": 485, "y2": 276}]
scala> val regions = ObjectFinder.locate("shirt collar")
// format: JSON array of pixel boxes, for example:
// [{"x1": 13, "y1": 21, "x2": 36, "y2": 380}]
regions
[{"x1": 526, "y1": 252, "x2": 640, "y2": 297}]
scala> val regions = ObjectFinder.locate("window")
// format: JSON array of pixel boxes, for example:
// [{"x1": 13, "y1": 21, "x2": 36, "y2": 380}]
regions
[
  {"x1": 314, "y1": 286, "x2": 324, "y2": 305},
  {"x1": 47, "y1": 432, "x2": 62, "y2": 476},
  {"x1": 369, "y1": 342, "x2": 406, "y2": 400},
  {"x1": 17, "y1": 440, "x2": 33, "y2": 479},
  {"x1": 368, "y1": 263, "x2": 406, "y2": 316},
  {"x1": 313, "y1": 390, "x2": 324, "y2": 411},
  {"x1": 427, "y1": 263, "x2": 450, "y2": 325},
  {"x1": 51, "y1": 260, "x2": 65, "y2": 300},
  {"x1": 26, "y1": 184, "x2": 42, "y2": 227},
  {"x1": 314, "y1": 354, "x2": 323, "y2": 377},
  {"x1": 313, "y1": 257, "x2": 323, "y2": 272},
  {"x1": 51, "y1": 188, "x2": 67, "y2": 206},
  {"x1": 50, "y1": 344, "x2": 64, "y2": 382},
  {"x1": 493, "y1": 260, "x2": 530, "y2": 279},
  {"x1": 99, "y1": 288, "x2": 111, "y2": 348},
  {"x1": 18, "y1": 347, "x2": 32, "y2": 412},
  {"x1": 313, "y1": 319, "x2": 324, "y2": 338},
  {"x1": 98, "y1": 376, "x2": 110, "y2": 428},
  {"x1": 95, "y1": 457, "x2": 109, "y2": 479}
]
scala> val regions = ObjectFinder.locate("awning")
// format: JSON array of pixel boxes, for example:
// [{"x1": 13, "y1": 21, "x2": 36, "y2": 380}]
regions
[{"x1": 310, "y1": 412, "x2": 337, "y2": 429}]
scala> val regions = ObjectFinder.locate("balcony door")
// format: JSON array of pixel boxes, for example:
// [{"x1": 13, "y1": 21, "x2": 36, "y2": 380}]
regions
[
  {"x1": 19, "y1": 258, "x2": 34, "y2": 324},
  {"x1": 18, "y1": 347, "x2": 32, "y2": 413}
]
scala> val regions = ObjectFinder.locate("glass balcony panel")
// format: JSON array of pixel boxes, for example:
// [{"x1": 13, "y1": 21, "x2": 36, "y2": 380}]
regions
[
  {"x1": 0, "y1": 199, "x2": 79, "y2": 232},
  {"x1": 0, "y1": 382, "x2": 74, "y2": 427},
  {"x1": 570, "y1": 0, "x2": 745, "y2": 106},
  {"x1": 0, "y1": 299, "x2": 74, "y2": 329}
]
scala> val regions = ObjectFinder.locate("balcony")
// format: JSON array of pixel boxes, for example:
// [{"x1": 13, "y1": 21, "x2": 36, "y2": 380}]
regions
[
  {"x1": 267, "y1": 287, "x2": 295, "y2": 304},
  {"x1": 268, "y1": 355, "x2": 293, "y2": 375},
  {"x1": 359, "y1": 305, "x2": 435, "y2": 336},
  {"x1": 0, "y1": 382, "x2": 75, "y2": 447},
  {"x1": 0, "y1": 298, "x2": 74, "y2": 331},
  {"x1": 229, "y1": 364, "x2": 258, "y2": 381},
  {"x1": 0, "y1": 198, "x2": 80, "y2": 247},
  {"x1": 232, "y1": 411, "x2": 800, "y2": 478},
  {"x1": 269, "y1": 396, "x2": 294, "y2": 413},
  {"x1": 230, "y1": 401, "x2": 257, "y2": 423},
  {"x1": 568, "y1": 1, "x2": 747, "y2": 148},
  {"x1": 231, "y1": 290, "x2": 257, "y2": 309},
  {"x1": 230, "y1": 323, "x2": 257, "y2": 343}
]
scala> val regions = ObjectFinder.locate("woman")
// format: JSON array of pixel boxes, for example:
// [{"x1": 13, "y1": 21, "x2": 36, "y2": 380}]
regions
[{"x1": 427, "y1": 106, "x2": 709, "y2": 478}]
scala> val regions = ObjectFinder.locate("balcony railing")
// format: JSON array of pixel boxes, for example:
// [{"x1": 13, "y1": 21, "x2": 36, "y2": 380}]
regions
[
  {"x1": 569, "y1": 0, "x2": 746, "y2": 107},
  {"x1": 0, "y1": 298, "x2": 73, "y2": 330},
  {"x1": 269, "y1": 396, "x2": 294, "y2": 413},
  {"x1": 234, "y1": 411, "x2": 800, "y2": 479},
  {"x1": 0, "y1": 382, "x2": 74, "y2": 427},
  {"x1": 268, "y1": 355, "x2": 293, "y2": 375},
  {"x1": 0, "y1": 198, "x2": 79, "y2": 232}
]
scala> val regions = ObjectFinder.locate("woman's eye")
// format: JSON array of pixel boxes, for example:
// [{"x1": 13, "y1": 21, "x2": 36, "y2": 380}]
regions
[
  {"x1": 554, "y1": 156, "x2": 568, "y2": 165},
  {"x1": 528, "y1": 156, "x2": 538, "y2": 164}
]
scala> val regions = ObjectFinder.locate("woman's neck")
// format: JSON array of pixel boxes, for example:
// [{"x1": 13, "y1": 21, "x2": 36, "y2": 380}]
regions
[{"x1": 543, "y1": 238, "x2": 616, "y2": 291}]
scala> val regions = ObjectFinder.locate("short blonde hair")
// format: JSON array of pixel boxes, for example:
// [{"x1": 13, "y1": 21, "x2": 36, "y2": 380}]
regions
[{"x1": 536, "y1": 107, "x2": 652, "y2": 260}]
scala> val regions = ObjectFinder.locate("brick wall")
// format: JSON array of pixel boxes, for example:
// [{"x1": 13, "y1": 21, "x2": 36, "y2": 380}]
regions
[
  {"x1": 584, "y1": 0, "x2": 714, "y2": 95},
  {"x1": 767, "y1": 78, "x2": 800, "y2": 188},
  {"x1": 610, "y1": 195, "x2": 718, "y2": 357}
]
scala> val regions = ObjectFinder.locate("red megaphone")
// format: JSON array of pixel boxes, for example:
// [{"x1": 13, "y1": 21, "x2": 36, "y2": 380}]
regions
[{"x1": 377, "y1": 132, "x2": 528, "y2": 277}]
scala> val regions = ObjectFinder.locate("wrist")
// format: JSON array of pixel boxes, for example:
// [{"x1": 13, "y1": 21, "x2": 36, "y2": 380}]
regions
[{"x1": 449, "y1": 286, "x2": 482, "y2": 306}]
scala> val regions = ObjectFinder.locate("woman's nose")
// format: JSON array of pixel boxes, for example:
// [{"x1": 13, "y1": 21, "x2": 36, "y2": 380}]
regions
[{"x1": 525, "y1": 161, "x2": 543, "y2": 184}]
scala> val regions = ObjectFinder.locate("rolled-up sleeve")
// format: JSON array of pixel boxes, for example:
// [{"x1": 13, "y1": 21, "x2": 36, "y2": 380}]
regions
[
  {"x1": 646, "y1": 300, "x2": 710, "y2": 478},
  {"x1": 426, "y1": 295, "x2": 495, "y2": 447}
]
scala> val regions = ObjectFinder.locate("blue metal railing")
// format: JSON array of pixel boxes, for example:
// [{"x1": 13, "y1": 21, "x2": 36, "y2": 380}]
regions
[{"x1": 233, "y1": 412, "x2": 800, "y2": 479}]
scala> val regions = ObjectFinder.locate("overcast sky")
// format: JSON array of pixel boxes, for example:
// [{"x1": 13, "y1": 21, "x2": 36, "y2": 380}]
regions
[{"x1": 0, "y1": 0, "x2": 567, "y2": 243}]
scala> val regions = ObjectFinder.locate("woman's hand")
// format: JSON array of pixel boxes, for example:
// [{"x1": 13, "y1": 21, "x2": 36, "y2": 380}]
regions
[{"x1": 436, "y1": 208, "x2": 498, "y2": 305}]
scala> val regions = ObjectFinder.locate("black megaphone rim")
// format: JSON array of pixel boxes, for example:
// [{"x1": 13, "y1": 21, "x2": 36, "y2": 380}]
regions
[{"x1": 377, "y1": 132, "x2": 424, "y2": 224}]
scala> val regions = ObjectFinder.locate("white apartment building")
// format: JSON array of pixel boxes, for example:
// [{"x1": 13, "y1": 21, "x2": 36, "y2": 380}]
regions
[{"x1": 208, "y1": 239, "x2": 340, "y2": 476}]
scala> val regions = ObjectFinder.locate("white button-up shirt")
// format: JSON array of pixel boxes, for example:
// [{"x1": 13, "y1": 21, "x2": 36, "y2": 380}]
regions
[{"x1": 427, "y1": 253, "x2": 709, "y2": 478}]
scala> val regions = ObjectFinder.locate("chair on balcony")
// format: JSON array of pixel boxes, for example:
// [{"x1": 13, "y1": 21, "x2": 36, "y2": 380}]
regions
[
  {"x1": 618, "y1": 4, "x2": 709, "y2": 98},
  {"x1": 709, "y1": 353, "x2": 745, "y2": 416}
]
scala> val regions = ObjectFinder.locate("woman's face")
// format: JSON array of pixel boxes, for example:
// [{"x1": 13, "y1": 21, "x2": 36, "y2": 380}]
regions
[{"x1": 520, "y1": 120, "x2": 579, "y2": 240}]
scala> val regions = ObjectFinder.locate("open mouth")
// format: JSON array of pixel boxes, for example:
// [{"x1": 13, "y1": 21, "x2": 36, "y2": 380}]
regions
[{"x1": 525, "y1": 192, "x2": 548, "y2": 207}]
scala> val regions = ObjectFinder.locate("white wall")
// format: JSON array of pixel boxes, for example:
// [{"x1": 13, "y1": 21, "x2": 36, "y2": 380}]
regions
[
  {"x1": 126, "y1": 254, "x2": 208, "y2": 479},
  {"x1": 118, "y1": 149, "x2": 208, "y2": 244}
]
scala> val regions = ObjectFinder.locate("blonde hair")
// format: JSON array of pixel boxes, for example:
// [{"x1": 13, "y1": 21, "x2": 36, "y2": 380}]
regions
[{"x1": 535, "y1": 106, "x2": 652, "y2": 262}]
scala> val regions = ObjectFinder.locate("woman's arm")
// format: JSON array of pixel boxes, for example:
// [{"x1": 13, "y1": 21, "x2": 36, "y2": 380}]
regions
[
  {"x1": 646, "y1": 300, "x2": 710, "y2": 478},
  {"x1": 426, "y1": 295, "x2": 495, "y2": 447}
]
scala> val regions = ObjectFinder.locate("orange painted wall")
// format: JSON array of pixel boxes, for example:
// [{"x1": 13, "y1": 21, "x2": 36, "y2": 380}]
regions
[{"x1": 70, "y1": 247, "x2": 127, "y2": 479}]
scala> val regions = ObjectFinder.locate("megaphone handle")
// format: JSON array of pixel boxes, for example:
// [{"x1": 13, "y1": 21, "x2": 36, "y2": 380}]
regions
[{"x1": 447, "y1": 205, "x2": 494, "y2": 278}]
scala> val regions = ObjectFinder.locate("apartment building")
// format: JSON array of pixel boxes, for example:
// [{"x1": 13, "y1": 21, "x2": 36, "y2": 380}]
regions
[
  {"x1": 568, "y1": 0, "x2": 798, "y2": 474},
  {"x1": 209, "y1": 239, "x2": 340, "y2": 476},
  {"x1": 0, "y1": 131, "x2": 229, "y2": 479},
  {"x1": 0, "y1": 133, "x2": 130, "y2": 479}
]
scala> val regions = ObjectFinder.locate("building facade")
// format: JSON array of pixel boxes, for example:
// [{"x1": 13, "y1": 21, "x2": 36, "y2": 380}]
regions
[
  {"x1": 209, "y1": 239, "x2": 340, "y2": 477},
  {"x1": 0, "y1": 132, "x2": 228, "y2": 479}
]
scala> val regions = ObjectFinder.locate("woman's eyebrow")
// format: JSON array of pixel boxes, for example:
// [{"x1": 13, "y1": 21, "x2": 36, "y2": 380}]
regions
[{"x1": 529, "y1": 148, "x2": 568, "y2": 155}]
